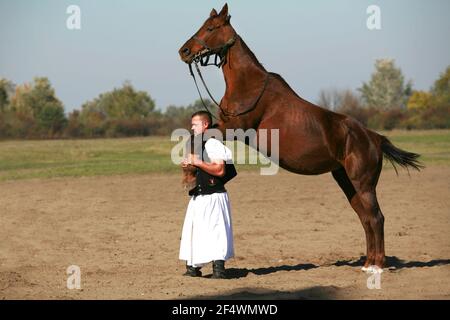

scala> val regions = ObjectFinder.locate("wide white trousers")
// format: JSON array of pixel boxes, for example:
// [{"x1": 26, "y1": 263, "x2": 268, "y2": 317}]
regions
[{"x1": 179, "y1": 192, "x2": 234, "y2": 267}]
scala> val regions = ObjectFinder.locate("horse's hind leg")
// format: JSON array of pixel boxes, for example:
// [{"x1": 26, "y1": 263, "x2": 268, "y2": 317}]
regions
[
  {"x1": 332, "y1": 167, "x2": 377, "y2": 268},
  {"x1": 352, "y1": 187, "x2": 385, "y2": 269},
  {"x1": 332, "y1": 124, "x2": 387, "y2": 270},
  {"x1": 341, "y1": 141, "x2": 386, "y2": 269}
]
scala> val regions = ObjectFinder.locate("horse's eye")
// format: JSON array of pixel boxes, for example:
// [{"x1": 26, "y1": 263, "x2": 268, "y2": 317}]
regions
[{"x1": 207, "y1": 26, "x2": 214, "y2": 32}]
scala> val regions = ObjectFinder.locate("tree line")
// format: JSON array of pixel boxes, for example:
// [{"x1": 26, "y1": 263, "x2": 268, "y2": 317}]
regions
[
  {"x1": 1, "y1": 59, "x2": 449, "y2": 139},
  {"x1": 0, "y1": 78, "x2": 217, "y2": 139},
  {"x1": 317, "y1": 60, "x2": 450, "y2": 130}
]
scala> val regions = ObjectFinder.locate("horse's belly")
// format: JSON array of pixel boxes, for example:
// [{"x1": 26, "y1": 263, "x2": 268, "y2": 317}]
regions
[
  {"x1": 278, "y1": 142, "x2": 340, "y2": 175},
  {"x1": 257, "y1": 114, "x2": 341, "y2": 175}
]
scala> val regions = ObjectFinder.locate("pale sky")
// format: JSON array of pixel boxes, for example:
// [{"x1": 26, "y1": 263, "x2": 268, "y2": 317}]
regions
[{"x1": 1, "y1": 0, "x2": 449, "y2": 113}]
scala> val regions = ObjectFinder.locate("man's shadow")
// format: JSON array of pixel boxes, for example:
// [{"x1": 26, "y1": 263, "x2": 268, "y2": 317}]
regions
[{"x1": 224, "y1": 256, "x2": 450, "y2": 279}]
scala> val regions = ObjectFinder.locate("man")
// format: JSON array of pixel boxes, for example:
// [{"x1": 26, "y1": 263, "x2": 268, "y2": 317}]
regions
[{"x1": 179, "y1": 111, "x2": 235, "y2": 279}]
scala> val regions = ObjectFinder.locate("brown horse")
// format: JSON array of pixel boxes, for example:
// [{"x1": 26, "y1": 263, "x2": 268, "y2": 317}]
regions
[{"x1": 178, "y1": 4, "x2": 423, "y2": 270}]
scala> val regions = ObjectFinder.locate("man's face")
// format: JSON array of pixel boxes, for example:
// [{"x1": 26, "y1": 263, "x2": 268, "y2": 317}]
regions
[{"x1": 191, "y1": 116, "x2": 208, "y2": 135}]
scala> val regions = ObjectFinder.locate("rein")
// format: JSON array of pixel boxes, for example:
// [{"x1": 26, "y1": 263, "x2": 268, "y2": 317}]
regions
[{"x1": 188, "y1": 35, "x2": 270, "y2": 120}]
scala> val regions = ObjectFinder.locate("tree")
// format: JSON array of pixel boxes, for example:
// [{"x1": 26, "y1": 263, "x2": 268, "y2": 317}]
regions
[
  {"x1": 10, "y1": 77, "x2": 63, "y2": 117},
  {"x1": 163, "y1": 99, "x2": 216, "y2": 132},
  {"x1": 404, "y1": 66, "x2": 450, "y2": 129},
  {"x1": 37, "y1": 104, "x2": 67, "y2": 136},
  {"x1": 317, "y1": 88, "x2": 342, "y2": 111},
  {"x1": 0, "y1": 78, "x2": 15, "y2": 112},
  {"x1": 407, "y1": 91, "x2": 433, "y2": 110},
  {"x1": 78, "y1": 82, "x2": 159, "y2": 137},
  {"x1": 80, "y1": 81, "x2": 156, "y2": 120},
  {"x1": 65, "y1": 110, "x2": 84, "y2": 138},
  {"x1": 8, "y1": 77, "x2": 66, "y2": 136},
  {"x1": 336, "y1": 90, "x2": 367, "y2": 122},
  {"x1": 359, "y1": 59, "x2": 412, "y2": 110},
  {"x1": 431, "y1": 65, "x2": 450, "y2": 108},
  {"x1": 317, "y1": 88, "x2": 370, "y2": 125}
]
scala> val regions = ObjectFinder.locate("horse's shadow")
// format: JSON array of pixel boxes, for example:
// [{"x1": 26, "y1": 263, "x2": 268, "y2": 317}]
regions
[
  {"x1": 225, "y1": 263, "x2": 318, "y2": 279},
  {"x1": 223, "y1": 256, "x2": 450, "y2": 279},
  {"x1": 333, "y1": 256, "x2": 450, "y2": 270}
]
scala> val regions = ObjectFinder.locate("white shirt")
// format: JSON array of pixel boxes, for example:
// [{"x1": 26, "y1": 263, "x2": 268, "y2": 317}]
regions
[{"x1": 204, "y1": 138, "x2": 233, "y2": 162}]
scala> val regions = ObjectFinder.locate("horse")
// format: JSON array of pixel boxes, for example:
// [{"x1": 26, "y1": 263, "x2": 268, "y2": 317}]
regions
[{"x1": 178, "y1": 3, "x2": 423, "y2": 271}]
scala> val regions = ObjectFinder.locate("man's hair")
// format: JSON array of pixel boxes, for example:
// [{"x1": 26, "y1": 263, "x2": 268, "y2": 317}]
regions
[{"x1": 191, "y1": 111, "x2": 213, "y2": 128}]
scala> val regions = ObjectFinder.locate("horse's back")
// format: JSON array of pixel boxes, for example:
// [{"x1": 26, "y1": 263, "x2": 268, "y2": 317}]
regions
[{"x1": 259, "y1": 74, "x2": 369, "y2": 174}]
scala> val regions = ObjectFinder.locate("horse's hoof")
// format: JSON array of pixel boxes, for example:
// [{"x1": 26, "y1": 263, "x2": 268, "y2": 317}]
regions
[{"x1": 362, "y1": 265, "x2": 384, "y2": 274}]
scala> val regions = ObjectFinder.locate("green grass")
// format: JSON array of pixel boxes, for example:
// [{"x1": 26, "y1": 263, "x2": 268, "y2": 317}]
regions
[
  {"x1": 0, "y1": 136, "x2": 263, "y2": 182},
  {"x1": 0, "y1": 130, "x2": 449, "y2": 182}
]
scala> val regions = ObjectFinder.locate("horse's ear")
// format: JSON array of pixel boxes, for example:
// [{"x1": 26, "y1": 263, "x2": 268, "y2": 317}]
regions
[
  {"x1": 218, "y1": 3, "x2": 228, "y2": 18},
  {"x1": 210, "y1": 8, "x2": 218, "y2": 17}
]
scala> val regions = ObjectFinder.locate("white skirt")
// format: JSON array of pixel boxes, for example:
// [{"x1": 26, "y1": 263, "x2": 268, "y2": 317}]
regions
[{"x1": 179, "y1": 192, "x2": 234, "y2": 267}]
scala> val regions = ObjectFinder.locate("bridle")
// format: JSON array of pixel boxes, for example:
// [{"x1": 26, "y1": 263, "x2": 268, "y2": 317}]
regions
[
  {"x1": 187, "y1": 33, "x2": 270, "y2": 121},
  {"x1": 191, "y1": 35, "x2": 235, "y2": 68}
]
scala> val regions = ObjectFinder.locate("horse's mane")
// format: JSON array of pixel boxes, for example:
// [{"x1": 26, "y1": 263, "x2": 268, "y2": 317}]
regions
[
  {"x1": 237, "y1": 34, "x2": 309, "y2": 104},
  {"x1": 237, "y1": 35, "x2": 267, "y2": 72}
]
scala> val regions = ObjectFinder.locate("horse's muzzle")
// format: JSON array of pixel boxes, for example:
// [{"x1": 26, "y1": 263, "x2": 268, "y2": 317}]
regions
[{"x1": 179, "y1": 46, "x2": 194, "y2": 63}]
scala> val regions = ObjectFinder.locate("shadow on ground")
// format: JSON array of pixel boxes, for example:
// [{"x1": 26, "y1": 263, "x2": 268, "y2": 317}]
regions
[
  {"x1": 188, "y1": 285, "x2": 344, "y2": 300},
  {"x1": 224, "y1": 263, "x2": 318, "y2": 279},
  {"x1": 220, "y1": 256, "x2": 450, "y2": 279},
  {"x1": 332, "y1": 256, "x2": 450, "y2": 270}
]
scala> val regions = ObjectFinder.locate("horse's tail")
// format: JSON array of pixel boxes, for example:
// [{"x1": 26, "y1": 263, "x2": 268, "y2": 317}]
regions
[{"x1": 379, "y1": 135, "x2": 424, "y2": 174}]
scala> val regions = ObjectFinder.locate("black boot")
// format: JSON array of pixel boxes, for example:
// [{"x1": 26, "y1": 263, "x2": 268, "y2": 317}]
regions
[
  {"x1": 212, "y1": 260, "x2": 227, "y2": 279},
  {"x1": 183, "y1": 265, "x2": 202, "y2": 277}
]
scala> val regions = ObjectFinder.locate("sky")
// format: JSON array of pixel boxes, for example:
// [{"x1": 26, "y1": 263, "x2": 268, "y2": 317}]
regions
[{"x1": 1, "y1": 0, "x2": 449, "y2": 113}]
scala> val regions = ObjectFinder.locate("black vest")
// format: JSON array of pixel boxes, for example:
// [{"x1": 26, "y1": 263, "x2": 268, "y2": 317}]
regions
[{"x1": 188, "y1": 138, "x2": 236, "y2": 197}]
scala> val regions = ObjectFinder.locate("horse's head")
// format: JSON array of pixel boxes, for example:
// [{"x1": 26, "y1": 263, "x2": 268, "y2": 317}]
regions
[{"x1": 179, "y1": 3, "x2": 236, "y2": 65}]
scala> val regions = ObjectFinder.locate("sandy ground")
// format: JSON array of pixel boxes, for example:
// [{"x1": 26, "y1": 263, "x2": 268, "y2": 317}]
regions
[{"x1": 1, "y1": 166, "x2": 449, "y2": 300}]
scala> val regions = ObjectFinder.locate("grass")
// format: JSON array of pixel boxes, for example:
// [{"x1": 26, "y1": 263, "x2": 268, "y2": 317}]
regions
[
  {"x1": 0, "y1": 136, "x2": 263, "y2": 182},
  {"x1": 0, "y1": 130, "x2": 449, "y2": 182}
]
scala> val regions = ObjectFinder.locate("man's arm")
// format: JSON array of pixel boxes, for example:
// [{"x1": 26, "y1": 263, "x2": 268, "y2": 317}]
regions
[
  {"x1": 195, "y1": 158, "x2": 225, "y2": 177},
  {"x1": 182, "y1": 155, "x2": 225, "y2": 177}
]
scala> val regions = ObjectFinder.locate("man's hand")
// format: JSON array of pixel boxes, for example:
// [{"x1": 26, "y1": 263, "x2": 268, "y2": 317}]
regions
[
  {"x1": 181, "y1": 154, "x2": 201, "y2": 168},
  {"x1": 181, "y1": 158, "x2": 189, "y2": 168}
]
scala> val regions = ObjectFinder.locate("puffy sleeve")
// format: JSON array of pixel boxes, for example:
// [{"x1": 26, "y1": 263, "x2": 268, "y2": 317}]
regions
[{"x1": 205, "y1": 138, "x2": 232, "y2": 161}]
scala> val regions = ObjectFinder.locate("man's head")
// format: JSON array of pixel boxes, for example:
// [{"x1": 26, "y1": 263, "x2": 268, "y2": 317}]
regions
[{"x1": 191, "y1": 111, "x2": 212, "y2": 135}]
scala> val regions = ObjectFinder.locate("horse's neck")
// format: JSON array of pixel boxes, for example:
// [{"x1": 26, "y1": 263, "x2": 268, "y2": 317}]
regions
[{"x1": 222, "y1": 35, "x2": 267, "y2": 96}]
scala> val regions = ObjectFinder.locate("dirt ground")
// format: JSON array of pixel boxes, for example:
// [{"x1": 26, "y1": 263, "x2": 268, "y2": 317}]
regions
[{"x1": 1, "y1": 166, "x2": 449, "y2": 300}]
